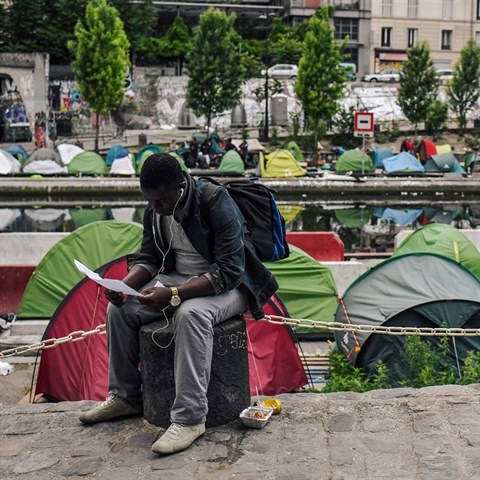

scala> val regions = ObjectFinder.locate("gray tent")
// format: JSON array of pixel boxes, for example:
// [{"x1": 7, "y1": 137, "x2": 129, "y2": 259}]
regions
[
  {"x1": 334, "y1": 253, "x2": 480, "y2": 385},
  {"x1": 22, "y1": 148, "x2": 65, "y2": 174},
  {"x1": 425, "y1": 152, "x2": 465, "y2": 174}
]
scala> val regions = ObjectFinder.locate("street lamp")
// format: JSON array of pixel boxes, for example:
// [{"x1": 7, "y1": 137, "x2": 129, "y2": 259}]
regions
[
  {"x1": 264, "y1": 61, "x2": 269, "y2": 142},
  {"x1": 259, "y1": 12, "x2": 275, "y2": 142}
]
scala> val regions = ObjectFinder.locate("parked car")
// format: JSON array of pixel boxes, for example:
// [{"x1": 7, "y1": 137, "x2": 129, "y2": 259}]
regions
[
  {"x1": 436, "y1": 69, "x2": 454, "y2": 85},
  {"x1": 362, "y1": 69, "x2": 401, "y2": 83},
  {"x1": 262, "y1": 64, "x2": 298, "y2": 79},
  {"x1": 339, "y1": 62, "x2": 357, "y2": 81}
]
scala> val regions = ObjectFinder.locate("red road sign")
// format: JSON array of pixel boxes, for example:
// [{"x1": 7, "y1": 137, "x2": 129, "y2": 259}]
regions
[{"x1": 354, "y1": 112, "x2": 374, "y2": 137}]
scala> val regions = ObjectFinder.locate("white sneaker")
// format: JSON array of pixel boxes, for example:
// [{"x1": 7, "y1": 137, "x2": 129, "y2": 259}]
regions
[{"x1": 151, "y1": 422, "x2": 206, "y2": 454}]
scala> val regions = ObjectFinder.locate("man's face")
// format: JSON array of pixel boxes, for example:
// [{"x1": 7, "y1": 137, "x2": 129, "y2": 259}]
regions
[{"x1": 142, "y1": 185, "x2": 182, "y2": 216}]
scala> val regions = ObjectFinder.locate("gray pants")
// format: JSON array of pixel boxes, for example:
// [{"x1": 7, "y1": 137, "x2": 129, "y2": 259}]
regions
[{"x1": 107, "y1": 272, "x2": 248, "y2": 425}]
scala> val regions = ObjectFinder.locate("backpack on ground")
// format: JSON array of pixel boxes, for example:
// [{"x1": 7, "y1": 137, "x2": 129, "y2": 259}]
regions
[{"x1": 200, "y1": 178, "x2": 289, "y2": 262}]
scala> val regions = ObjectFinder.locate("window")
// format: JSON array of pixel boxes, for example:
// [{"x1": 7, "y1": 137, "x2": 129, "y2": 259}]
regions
[
  {"x1": 381, "y1": 27, "x2": 392, "y2": 47},
  {"x1": 441, "y1": 30, "x2": 452, "y2": 50},
  {"x1": 478, "y1": 0, "x2": 480, "y2": 20},
  {"x1": 442, "y1": 0, "x2": 453, "y2": 19},
  {"x1": 407, "y1": 0, "x2": 418, "y2": 18},
  {"x1": 334, "y1": 18, "x2": 359, "y2": 41},
  {"x1": 407, "y1": 28, "x2": 417, "y2": 48},
  {"x1": 476, "y1": 31, "x2": 480, "y2": 46},
  {"x1": 382, "y1": 0, "x2": 392, "y2": 17}
]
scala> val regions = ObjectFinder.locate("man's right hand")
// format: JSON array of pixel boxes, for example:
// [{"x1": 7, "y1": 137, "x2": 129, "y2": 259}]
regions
[{"x1": 105, "y1": 289, "x2": 127, "y2": 307}]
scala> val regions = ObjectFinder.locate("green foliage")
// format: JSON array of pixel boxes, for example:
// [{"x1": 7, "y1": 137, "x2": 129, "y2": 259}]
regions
[
  {"x1": 110, "y1": 0, "x2": 157, "y2": 53},
  {"x1": 398, "y1": 42, "x2": 440, "y2": 133},
  {"x1": 185, "y1": 8, "x2": 245, "y2": 132},
  {"x1": 322, "y1": 350, "x2": 389, "y2": 393},
  {"x1": 331, "y1": 104, "x2": 365, "y2": 149},
  {"x1": 460, "y1": 350, "x2": 480, "y2": 385},
  {"x1": 2, "y1": 0, "x2": 46, "y2": 53},
  {"x1": 69, "y1": 0, "x2": 130, "y2": 151},
  {"x1": 295, "y1": 6, "x2": 348, "y2": 156},
  {"x1": 424, "y1": 100, "x2": 449, "y2": 139},
  {"x1": 448, "y1": 38, "x2": 480, "y2": 134},
  {"x1": 400, "y1": 336, "x2": 458, "y2": 388},
  {"x1": 323, "y1": 336, "x2": 479, "y2": 393},
  {"x1": 289, "y1": 111, "x2": 302, "y2": 139}
]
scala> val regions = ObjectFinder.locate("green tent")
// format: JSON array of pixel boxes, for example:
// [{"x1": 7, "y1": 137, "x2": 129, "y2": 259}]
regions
[
  {"x1": 136, "y1": 144, "x2": 166, "y2": 172},
  {"x1": 394, "y1": 223, "x2": 480, "y2": 280},
  {"x1": 219, "y1": 150, "x2": 245, "y2": 175},
  {"x1": 283, "y1": 141, "x2": 305, "y2": 163},
  {"x1": 334, "y1": 253, "x2": 480, "y2": 386},
  {"x1": 264, "y1": 245, "x2": 338, "y2": 335},
  {"x1": 17, "y1": 221, "x2": 143, "y2": 319},
  {"x1": 335, "y1": 208, "x2": 372, "y2": 228},
  {"x1": 336, "y1": 150, "x2": 374, "y2": 173},
  {"x1": 137, "y1": 148, "x2": 187, "y2": 173},
  {"x1": 68, "y1": 151, "x2": 108, "y2": 175},
  {"x1": 424, "y1": 152, "x2": 466, "y2": 174},
  {"x1": 260, "y1": 150, "x2": 306, "y2": 178},
  {"x1": 69, "y1": 208, "x2": 110, "y2": 228}
]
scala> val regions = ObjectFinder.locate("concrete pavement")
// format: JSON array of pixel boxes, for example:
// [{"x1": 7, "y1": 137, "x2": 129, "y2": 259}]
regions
[{"x1": 1, "y1": 384, "x2": 479, "y2": 479}]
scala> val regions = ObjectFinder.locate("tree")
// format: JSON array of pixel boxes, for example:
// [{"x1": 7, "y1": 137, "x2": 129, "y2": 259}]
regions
[
  {"x1": 185, "y1": 8, "x2": 245, "y2": 133},
  {"x1": 294, "y1": 7, "x2": 348, "y2": 163},
  {"x1": 448, "y1": 38, "x2": 480, "y2": 135},
  {"x1": 158, "y1": 16, "x2": 192, "y2": 75},
  {"x1": 36, "y1": 0, "x2": 88, "y2": 63},
  {"x1": 1, "y1": 0, "x2": 45, "y2": 53},
  {"x1": 424, "y1": 100, "x2": 449, "y2": 139},
  {"x1": 109, "y1": 0, "x2": 158, "y2": 68},
  {"x1": 69, "y1": 0, "x2": 130, "y2": 152},
  {"x1": 398, "y1": 41, "x2": 439, "y2": 134}
]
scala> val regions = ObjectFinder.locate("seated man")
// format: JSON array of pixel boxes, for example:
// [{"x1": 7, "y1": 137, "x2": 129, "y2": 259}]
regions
[{"x1": 79, "y1": 153, "x2": 278, "y2": 455}]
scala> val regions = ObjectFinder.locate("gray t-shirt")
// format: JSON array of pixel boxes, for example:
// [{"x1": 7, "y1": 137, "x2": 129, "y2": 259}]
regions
[{"x1": 162, "y1": 215, "x2": 211, "y2": 277}]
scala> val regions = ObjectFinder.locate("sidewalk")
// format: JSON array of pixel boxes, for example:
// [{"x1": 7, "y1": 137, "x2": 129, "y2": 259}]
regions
[{"x1": 1, "y1": 384, "x2": 479, "y2": 479}]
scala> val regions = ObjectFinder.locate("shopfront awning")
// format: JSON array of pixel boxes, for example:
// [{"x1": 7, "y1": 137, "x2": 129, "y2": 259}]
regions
[{"x1": 379, "y1": 52, "x2": 408, "y2": 61}]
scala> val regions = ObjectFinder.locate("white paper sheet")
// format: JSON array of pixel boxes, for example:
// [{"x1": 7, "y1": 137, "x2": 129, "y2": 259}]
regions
[{"x1": 74, "y1": 259, "x2": 142, "y2": 297}]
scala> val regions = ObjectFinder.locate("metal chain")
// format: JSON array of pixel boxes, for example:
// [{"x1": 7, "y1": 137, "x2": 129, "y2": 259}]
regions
[
  {"x1": 1, "y1": 315, "x2": 479, "y2": 360},
  {"x1": 264, "y1": 316, "x2": 480, "y2": 337},
  {"x1": 0, "y1": 325, "x2": 106, "y2": 359}
]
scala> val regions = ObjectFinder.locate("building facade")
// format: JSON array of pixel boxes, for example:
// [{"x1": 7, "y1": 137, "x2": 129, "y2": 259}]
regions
[{"x1": 369, "y1": 0, "x2": 480, "y2": 73}]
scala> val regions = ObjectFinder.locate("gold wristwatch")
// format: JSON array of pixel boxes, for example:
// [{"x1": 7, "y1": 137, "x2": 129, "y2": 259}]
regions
[{"x1": 169, "y1": 287, "x2": 181, "y2": 307}]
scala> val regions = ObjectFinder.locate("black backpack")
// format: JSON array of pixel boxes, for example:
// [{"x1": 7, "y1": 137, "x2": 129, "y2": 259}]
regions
[{"x1": 200, "y1": 178, "x2": 289, "y2": 262}]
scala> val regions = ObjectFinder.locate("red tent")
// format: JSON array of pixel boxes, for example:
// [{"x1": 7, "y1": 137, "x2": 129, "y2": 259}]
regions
[{"x1": 36, "y1": 257, "x2": 307, "y2": 401}]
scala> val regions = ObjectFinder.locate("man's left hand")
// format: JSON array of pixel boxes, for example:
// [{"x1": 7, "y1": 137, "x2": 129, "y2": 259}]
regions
[{"x1": 139, "y1": 287, "x2": 171, "y2": 309}]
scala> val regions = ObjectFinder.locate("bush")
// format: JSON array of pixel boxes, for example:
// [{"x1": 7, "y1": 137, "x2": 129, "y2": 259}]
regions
[{"x1": 322, "y1": 336, "x2": 480, "y2": 393}]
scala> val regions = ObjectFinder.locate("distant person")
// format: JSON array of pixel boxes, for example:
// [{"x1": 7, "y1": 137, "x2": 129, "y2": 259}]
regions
[
  {"x1": 169, "y1": 140, "x2": 178, "y2": 152},
  {"x1": 224, "y1": 138, "x2": 237, "y2": 152},
  {"x1": 400, "y1": 138, "x2": 414, "y2": 154},
  {"x1": 185, "y1": 138, "x2": 199, "y2": 169}
]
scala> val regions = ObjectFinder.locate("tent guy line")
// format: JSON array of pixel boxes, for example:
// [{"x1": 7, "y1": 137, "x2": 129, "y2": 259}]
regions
[{"x1": 2, "y1": 316, "x2": 479, "y2": 360}]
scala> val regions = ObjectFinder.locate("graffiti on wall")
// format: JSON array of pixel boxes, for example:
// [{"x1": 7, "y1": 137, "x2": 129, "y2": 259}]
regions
[{"x1": 0, "y1": 76, "x2": 32, "y2": 142}]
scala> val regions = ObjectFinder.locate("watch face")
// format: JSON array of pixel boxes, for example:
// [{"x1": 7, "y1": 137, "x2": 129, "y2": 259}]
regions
[{"x1": 170, "y1": 295, "x2": 181, "y2": 307}]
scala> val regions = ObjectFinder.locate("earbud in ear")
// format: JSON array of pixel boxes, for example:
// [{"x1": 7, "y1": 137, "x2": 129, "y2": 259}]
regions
[{"x1": 179, "y1": 188, "x2": 184, "y2": 196}]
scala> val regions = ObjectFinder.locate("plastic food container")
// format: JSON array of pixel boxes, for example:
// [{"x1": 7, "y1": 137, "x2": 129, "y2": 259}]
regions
[{"x1": 239, "y1": 406, "x2": 273, "y2": 428}]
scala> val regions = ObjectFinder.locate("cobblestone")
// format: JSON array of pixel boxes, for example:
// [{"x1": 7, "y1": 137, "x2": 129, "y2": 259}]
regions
[{"x1": 0, "y1": 384, "x2": 479, "y2": 479}]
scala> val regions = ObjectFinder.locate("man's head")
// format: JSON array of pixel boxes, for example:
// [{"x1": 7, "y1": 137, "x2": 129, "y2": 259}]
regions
[{"x1": 140, "y1": 153, "x2": 186, "y2": 216}]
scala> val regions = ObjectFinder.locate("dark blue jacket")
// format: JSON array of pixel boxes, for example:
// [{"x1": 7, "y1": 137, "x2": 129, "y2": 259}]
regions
[{"x1": 131, "y1": 173, "x2": 278, "y2": 319}]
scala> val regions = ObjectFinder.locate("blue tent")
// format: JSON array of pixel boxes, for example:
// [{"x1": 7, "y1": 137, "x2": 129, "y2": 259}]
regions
[
  {"x1": 383, "y1": 152, "x2": 424, "y2": 173},
  {"x1": 370, "y1": 147, "x2": 393, "y2": 168},
  {"x1": 375, "y1": 207, "x2": 423, "y2": 226},
  {"x1": 7, "y1": 144, "x2": 29, "y2": 164},
  {"x1": 105, "y1": 145, "x2": 129, "y2": 166}
]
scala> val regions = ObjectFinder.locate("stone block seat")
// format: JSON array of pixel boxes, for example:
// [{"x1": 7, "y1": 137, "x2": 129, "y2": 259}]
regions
[{"x1": 139, "y1": 316, "x2": 250, "y2": 429}]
